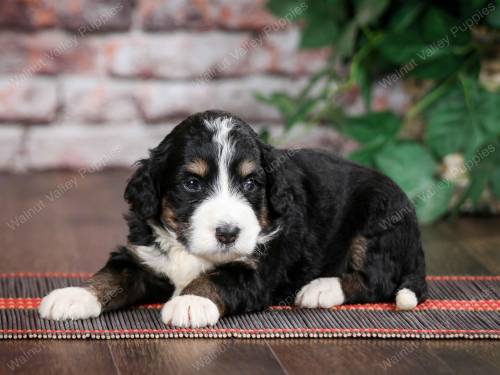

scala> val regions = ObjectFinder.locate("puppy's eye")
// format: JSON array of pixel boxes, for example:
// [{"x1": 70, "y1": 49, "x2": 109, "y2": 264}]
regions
[
  {"x1": 183, "y1": 177, "x2": 202, "y2": 192},
  {"x1": 242, "y1": 178, "x2": 256, "y2": 193}
]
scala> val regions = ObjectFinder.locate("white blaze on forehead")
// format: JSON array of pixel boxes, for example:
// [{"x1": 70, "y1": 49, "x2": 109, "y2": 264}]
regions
[
  {"x1": 204, "y1": 116, "x2": 235, "y2": 195},
  {"x1": 187, "y1": 117, "x2": 261, "y2": 261}
]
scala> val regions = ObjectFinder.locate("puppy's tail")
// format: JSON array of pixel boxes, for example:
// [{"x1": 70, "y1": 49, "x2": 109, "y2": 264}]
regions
[{"x1": 395, "y1": 274, "x2": 428, "y2": 310}]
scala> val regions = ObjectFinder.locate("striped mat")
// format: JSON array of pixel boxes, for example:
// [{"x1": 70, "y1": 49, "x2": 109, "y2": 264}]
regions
[{"x1": 1, "y1": 273, "x2": 499, "y2": 339}]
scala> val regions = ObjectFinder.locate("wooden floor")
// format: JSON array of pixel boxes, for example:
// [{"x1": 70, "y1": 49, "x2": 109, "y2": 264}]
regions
[{"x1": 0, "y1": 170, "x2": 499, "y2": 375}]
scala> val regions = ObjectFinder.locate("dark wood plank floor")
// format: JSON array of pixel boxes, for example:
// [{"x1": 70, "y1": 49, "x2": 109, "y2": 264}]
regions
[{"x1": 0, "y1": 170, "x2": 499, "y2": 375}]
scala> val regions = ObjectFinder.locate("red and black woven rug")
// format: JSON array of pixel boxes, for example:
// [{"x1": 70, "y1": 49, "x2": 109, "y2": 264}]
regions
[{"x1": 0, "y1": 273, "x2": 499, "y2": 339}]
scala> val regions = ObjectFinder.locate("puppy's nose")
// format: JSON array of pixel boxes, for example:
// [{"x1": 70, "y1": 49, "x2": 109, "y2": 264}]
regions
[{"x1": 215, "y1": 225, "x2": 240, "y2": 245}]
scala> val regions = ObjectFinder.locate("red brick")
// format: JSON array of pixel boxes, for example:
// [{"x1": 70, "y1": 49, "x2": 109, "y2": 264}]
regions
[
  {"x1": 60, "y1": 76, "x2": 309, "y2": 125},
  {"x1": 25, "y1": 123, "x2": 174, "y2": 170},
  {"x1": 215, "y1": 0, "x2": 283, "y2": 30},
  {"x1": 0, "y1": 77, "x2": 57, "y2": 123},
  {"x1": 139, "y1": 0, "x2": 279, "y2": 31},
  {"x1": 0, "y1": 125, "x2": 24, "y2": 171},
  {"x1": 139, "y1": 0, "x2": 212, "y2": 30},
  {"x1": 105, "y1": 32, "x2": 245, "y2": 79},
  {"x1": 59, "y1": 76, "x2": 304, "y2": 123},
  {"x1": 344, "y1": 82, "x2": 411, "y2": 116},
  {"x1": 0, "y1": 0, "x2": 132, "y2": 32},
  {"x1": 0, "y1": 31, "x2": 99, "y2": 75},
  {"x1": 243, "y1": 28, "x2": 329, "y2": 76},
  {"x1": 60, "y1": 77, "x2": 139, "y2": 123},
  {"x1": 0, "y1": 0, "x2": 57, "y2": 30},
  {"x1": 372, "y1": 83, "x2": 411, "y2": 114},
  {"x1": 23, "y1": 121, "x2": 354, "y2": 170},
  {"x1": 105, "y1": 29, "x2": 328, "y2": 79},
  {"x1": 55, "y1": 0, "x2": 133, "y2": 33},
  {"x1": 135, "y1": 76, "x2": 307, "y2": 122},
  {"x1": 277, "y1": 125, "x2": 357, "y2": 156}
]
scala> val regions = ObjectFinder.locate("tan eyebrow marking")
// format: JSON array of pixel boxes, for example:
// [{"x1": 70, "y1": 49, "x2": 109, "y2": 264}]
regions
[
  {"x1": 186, "y1": 158, "x2": 209, "y2": 177},
  {"x1": 239, "y1": 159, "x2": 256, "y2": 177}
]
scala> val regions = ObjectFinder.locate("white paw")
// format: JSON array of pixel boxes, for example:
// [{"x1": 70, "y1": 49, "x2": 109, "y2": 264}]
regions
[
  {"x1": 396, "y1": 288, "x2": 418, "y2": 310},
  {"x1": 295, "y1": 277, "x2": 345, "y2": 308},
  {"x1": 39, "y1": 287, "x2": 102, "y2": 320},
  {"x1": 161, "y1": 295, "x2": 220, "y2": 328}
]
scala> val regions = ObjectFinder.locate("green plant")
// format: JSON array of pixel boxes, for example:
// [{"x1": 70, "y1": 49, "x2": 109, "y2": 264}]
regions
[{"x1": 259, "y1": 0, "x2": 500, "y2": 223}]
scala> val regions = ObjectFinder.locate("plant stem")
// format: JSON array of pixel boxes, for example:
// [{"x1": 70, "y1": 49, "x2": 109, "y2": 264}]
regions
[
  {"x1": 406, "y1": 53, "x2": 478, "y2": 119},
  {"x1": 405, "y1": 78, "x2": 455, "y2": 120}
]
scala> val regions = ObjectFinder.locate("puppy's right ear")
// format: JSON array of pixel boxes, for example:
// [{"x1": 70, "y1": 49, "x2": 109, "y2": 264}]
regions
[
  {"x1": 124, "y1": 128, "x2": 175, "y2": 220},
  {"x1": 124, "y1": 159, "x2": 159, "y2": 220}
]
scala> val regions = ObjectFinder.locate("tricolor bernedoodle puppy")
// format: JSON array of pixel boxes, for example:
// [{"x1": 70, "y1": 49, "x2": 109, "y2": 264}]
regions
[{"x1": 39, "y1": 110, "x2": 427, "y2": 327}]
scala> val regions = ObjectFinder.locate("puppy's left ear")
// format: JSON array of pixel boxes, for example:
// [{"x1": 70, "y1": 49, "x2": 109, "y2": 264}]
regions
[
  {"x1": 124, "y1": 159, "x2": 159, "y2": 220},
  {"x1": 258, "y1": 142, "x2": 296, "y2": 218}
]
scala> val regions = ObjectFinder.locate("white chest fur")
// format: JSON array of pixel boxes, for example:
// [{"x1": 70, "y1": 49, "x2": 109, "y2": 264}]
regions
[{"x1": 134, "y1": 225, "x2": 215, "y2": 295}]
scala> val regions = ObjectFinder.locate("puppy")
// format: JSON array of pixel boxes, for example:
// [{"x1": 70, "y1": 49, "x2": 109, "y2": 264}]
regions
[{"x1": 39, "y1": 110, "x2": 427, "y2": 327}]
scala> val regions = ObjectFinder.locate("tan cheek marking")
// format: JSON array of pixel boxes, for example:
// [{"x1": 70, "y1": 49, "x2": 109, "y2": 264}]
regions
[
  {"x1": 259, "y1": 205, "x2": 270, "y2": 229},
  {"x1": 162, "y1": 198, "x2": 178, "y2": 230},
  {"x1": 239, "y1": 159, "x2": 256, "y2": 177},
  {"x1": 186, "y1": 158, "x2": 209, "y2": 177}
]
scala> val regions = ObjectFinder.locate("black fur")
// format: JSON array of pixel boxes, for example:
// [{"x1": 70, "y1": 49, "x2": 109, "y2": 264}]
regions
[{"x1": 91, "y1": 110, "x2": 427, "y2": 316}]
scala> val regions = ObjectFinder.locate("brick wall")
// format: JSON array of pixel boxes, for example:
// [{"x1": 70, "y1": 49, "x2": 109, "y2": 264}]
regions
[
  {"x1": 0, "y1": 0, "x2": 336, "y2": 171},
  {"x1": 0, "y1": 0, "x2": 412, "y2": 172}
]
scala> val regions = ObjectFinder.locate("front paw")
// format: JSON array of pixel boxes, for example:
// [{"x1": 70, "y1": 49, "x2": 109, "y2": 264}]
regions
[
  {"x1": 295, "y1": 277, "x2": 345, "y2": 308},
  {"x1": 161, "y1": 295, "x2": 220, "y2": 328},
  {"x1": 39, "y1": 287, "x2": 102, "y2": 320}
]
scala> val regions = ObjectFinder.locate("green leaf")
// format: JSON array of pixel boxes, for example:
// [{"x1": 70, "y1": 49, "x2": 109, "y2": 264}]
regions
[
  {"x1": 422, "y1": 7, "x2": 456, "y2": 42},
  {"x1": 451, "y1": 140, "x2": 498, "y2": 213},
  {"x1": 414, "y1": 180, "x2": 454, "y2": 223},
  {"x1": 254, "y1": 92, "x2": 294, "y2": 113},
  {"x1": 466, "y1": 141, "x2": 499, "y2": 206},
  {"x1": 388, "y1": 3, "x2": 424, "y2": 32},
  {"x1": 266, "y1": 0, "x2": 305, "y2": 18},
  {"x1": 460, "y1": 0, "x2": 490, "y2": 20},
  {"x1": 351, "y1": 60, "x2": 372, "y2": 109},
  {"x1": 458, "y1": 1, "x2": 489, "y2": 41},
  {"x1": 254, "y1": 92, "x2": 297, "y2": 124},
  {"x1": 468, "y1": 167, "x2": 490, "y2": 206},
  {"x1": 355, "y1": 0, "x2": 390, "y2": 26},
  {"x1": 300, "y1": 15, "x2": 339, "y2": 48},
  {"x1": 374, "y1": 141, "x2": 438, "y2": 198},
  {"x1": 259, "y1": 128, "x2": 270, "y2": 143},
  {"x1": 348, "y1": 148, "x2": 374, "y2": 166},
  {"x1": 463, "y1": 125, "x2": 488, "y2": 161},
  {"x1": 298, "y1": 0, "x2": 347, "y2": 49},
  {"x1": 285, "y1": 98, "x2": 318, "y2": 129},
  {"x1": 336, "y1": 21, "x2": 359, "y2": 57},
  {"x1": 411, "y1": 54, "x2": 465, "y2": 80},
  {"x1": 424, "y1": 83, "x2": 499, "y2": 159},
  {"x1": 380, "y1": 31, "x2": 427, "y2": 64},
  {"x1": 478, "y1": 89, "x2": 500, "y2": 134},
  {"x1": 348, "y1": 137, "x2": 387, "y2": 166},
  {"x1": 492, "y1": 167, "x2": 500, "y2": 199},
  {"x1": 426, "y1": 89, "x2": 468, "y2": 158},
  {"x1": 458, "y1": 76, "x2": 500, "y2": 139},
  {"x1": 486, "y1": 2, "x2": 500, "y2": 28},
  {"x1": 342, "y1": 111, "x2": 401, "y2": 144},
  {"x1": 422, "y1": 6, "x2": 454, "y2": 42}
]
